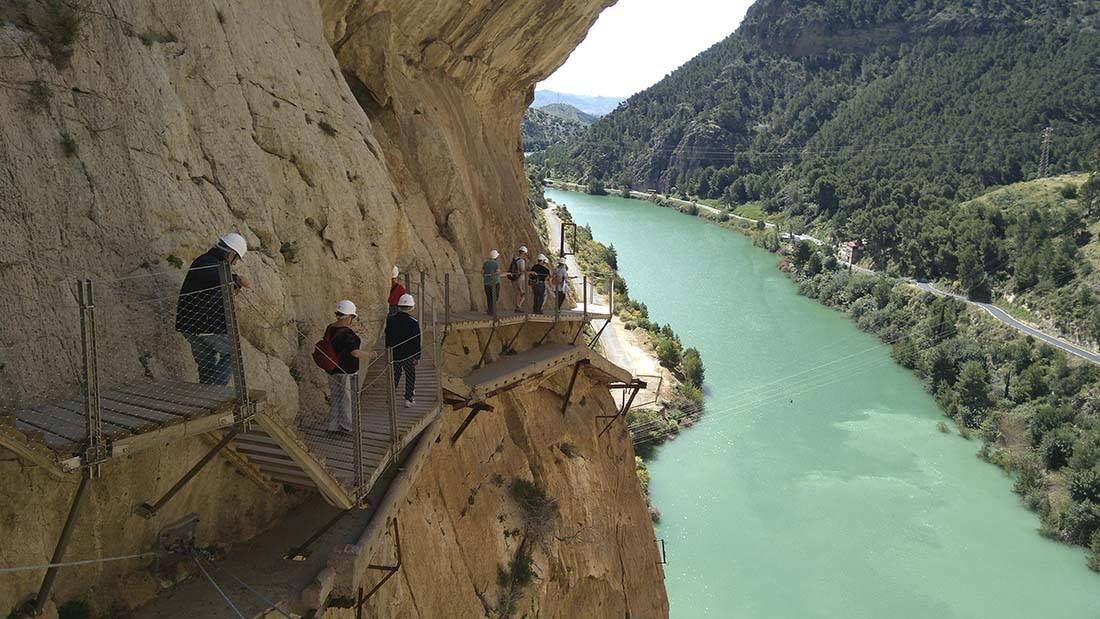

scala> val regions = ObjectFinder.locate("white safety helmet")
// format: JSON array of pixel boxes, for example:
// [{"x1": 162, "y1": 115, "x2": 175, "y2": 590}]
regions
[
  {"x1": 392, "y1": 265, "x2": 400, "y2": 279},
  {"x1": 489, "y1": 250, "x2": 500, "y2": 259},
  {"x1": 557, "y1": 258, "x2": 566, "y2": 265},
  {"x1": 397, "y1": 293, "x2": 415, "y2": 308},
  {"x1": 537, "y1": 253, "x2": 548, "y2": 262},
  {"x1": 335, "y1": 299, "x2": 358, "y2": 316},
  {"x1": 519, "y1": 245, "x2": 528, "y2": 253},
  {"x1": 218, "y1": 232, "x2": 248, "y2": 259}
]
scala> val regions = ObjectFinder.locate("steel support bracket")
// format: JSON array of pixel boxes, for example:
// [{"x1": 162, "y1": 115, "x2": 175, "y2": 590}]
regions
[
  {"x1": 362, "y1": 519, "x2": 402, "y2": 602},
  {"x1": 560, "y1": 360, "x2": 589, "y2": 416},
  {"x1": 134, "y1": 428, "x2": 240, "y2": 519},
  {"x1": 450, "y1": 402, "x2": 493, "y2": 445},
  {"x1": 283, "y1": 508, "x2": 356, "y2": 561},
  {"x1": 597, "y1": 379, "x2": 645, "y2": 438},
  {"x1": 588, "y1": 316, "x2": 613, "y2": 349},
  {"x1": 475, "y1": 323, "x2": 498, "y2": 369}
]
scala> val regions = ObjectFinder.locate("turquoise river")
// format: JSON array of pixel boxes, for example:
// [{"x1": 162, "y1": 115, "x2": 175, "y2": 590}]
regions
[{"x1": 546, "y1": 188, "x2": 1100, "y2": 618}]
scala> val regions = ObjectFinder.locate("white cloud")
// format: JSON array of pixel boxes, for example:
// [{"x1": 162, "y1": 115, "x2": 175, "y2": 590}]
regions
[{"x1": 539, "y1": 0, "x2": 755, "y2": 97}]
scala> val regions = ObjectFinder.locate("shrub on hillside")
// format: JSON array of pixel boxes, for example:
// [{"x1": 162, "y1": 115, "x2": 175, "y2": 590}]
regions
[{"x1": 1040, "y1": 426, "x2": 1077, "y2": 470}]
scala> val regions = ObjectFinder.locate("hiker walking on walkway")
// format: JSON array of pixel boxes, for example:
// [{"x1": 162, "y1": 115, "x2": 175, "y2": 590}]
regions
[
  {"x1": 387, "y1": 265, "x2": 406, "y2": 316},
  {"x1": 553, "y1": 258, "x2": 569, "y2": 310},
  {"x1": 317, "y1": 300, "x2": 365, "y2": 433},
  {"x1": 386, "y1": 294, "x2": 421, "y2": 408},
  {"x1": 530, "y1": 254, "x2": 551, "y2": 314},
  {"x1": 507, "y1": 246, "x2": 528, "y2": 313},
  {"x1": 176, "y1": 232, "x2": 250, "y2": 385},
  {"x1": 482, "y1": 250, "x2": 501, "y2": 316}
]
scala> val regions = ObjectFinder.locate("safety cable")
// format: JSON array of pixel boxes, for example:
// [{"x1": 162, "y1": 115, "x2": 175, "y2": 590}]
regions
[
  {"x1": 0, "y1": 552, "x2": 157, "y2": 574},
  {"x1": 191, "y1": 553, "x2": 245, "y2": 619}
]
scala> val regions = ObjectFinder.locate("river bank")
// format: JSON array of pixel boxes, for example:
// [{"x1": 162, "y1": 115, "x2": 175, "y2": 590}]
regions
[{"x1": 548, "y1": 186, "x2": 1100, "y2": 617}]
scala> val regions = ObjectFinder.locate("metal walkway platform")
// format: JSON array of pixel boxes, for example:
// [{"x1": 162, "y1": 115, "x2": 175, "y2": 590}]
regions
[
  {"x1": 0, "y1": 381, "x2": 255, "y2": 477},
  {"x1": 444, "y1": 343, "x2": 632, "y2": 402},
  {"x1": 444, "y1": 305, "x2": 611, "y2": 331}
]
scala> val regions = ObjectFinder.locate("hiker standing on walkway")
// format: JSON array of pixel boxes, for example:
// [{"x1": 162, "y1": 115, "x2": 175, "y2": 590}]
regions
[
  {"x1": 482, "y1": 250, "x2": 500, "y2": 316},
  {"x1": 553, "y1": 258, "x2": 569, "y2": 310},
  {"x1": 319, "y1": 300, "x2": 365, "y2": 433},
  {"x1": 507, "y1": 246, "x2": 528, "y2": 313},
  {"x1": 176, "y1": 232, "x2": 250, "y2": 385},
  {"x1": 386, "y1": 294, "x2": 421, "y2": 408},
  {"x1": 530, "y1": 254, "x2": 551, "y2": 314},
  {"x1": 387, "y1": 265, "x2": 405, "y2": 316}
]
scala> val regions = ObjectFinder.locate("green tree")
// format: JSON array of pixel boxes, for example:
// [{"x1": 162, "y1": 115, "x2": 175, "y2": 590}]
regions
[
  {"x1": 956, "y1": 247, "x2": 985, "y2": 299},
  {"x1": 655, "y1": 336, "x2": 682, "y2": 369},
  {"x1": 792, "y1": 241, "x2": 812, "y2": 269},
  {"x1": 682, "y1": 347, "x2": 705, "y2": 388},
  {"x1": 805, "y1": 252, "x2": 823, "y2": 276}
]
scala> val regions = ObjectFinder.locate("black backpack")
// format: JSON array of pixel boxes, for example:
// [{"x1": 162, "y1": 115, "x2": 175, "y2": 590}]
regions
[{"x1": 507, "y1": 257, "x2": 521, "y2": 281}]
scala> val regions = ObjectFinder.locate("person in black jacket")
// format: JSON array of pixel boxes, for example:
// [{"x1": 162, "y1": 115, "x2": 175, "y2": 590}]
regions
[
  {"x1": 385, "y1": 294, "x2": 421, "y2": 407},
  {"x1": 326, "y1": 300, "x2": 365, "y2": 433},
  {"x1": 175, "y1": 233, "x2": 249, "y2": 385},
  {"x1": 529, "y1": 254, "x2": 551, "y2": 314}
]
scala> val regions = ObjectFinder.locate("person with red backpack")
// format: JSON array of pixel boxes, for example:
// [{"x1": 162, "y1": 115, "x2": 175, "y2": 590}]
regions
[
  {"x1": 387, "y1": 265, "x2": 405, "y2": 316},
  {"x1": 315, "y1": 300, "x2": 365, "y2": 433}
]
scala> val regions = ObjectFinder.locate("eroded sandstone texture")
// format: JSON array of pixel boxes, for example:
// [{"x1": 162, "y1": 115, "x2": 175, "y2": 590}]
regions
[{"x1": 1, "y1": 0, "x2": 666, "y2": 615}]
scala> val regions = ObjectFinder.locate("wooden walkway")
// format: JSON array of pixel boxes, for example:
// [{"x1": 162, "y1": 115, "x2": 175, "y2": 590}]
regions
[
  {"x1": 445, "y1": 343, "x2": 632, "y2": 402},
  {"x1": 233, "y1": 351, "x2": 442, "y2": 510},
  {"x1": 445, "y1": 305, "x2": 611, "y2": 331},
  {"x1": 0, "y1": 381, "x2": 249, "y2": 477}
]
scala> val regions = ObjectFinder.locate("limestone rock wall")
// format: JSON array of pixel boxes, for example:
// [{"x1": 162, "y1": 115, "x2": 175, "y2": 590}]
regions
[{"x1": 0, "y1": 0, "x2": 667, "y2": 615}]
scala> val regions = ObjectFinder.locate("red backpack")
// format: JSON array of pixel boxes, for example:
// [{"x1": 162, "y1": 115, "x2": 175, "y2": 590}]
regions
[{"x1": 313, "y1": 327, "x2": 342, "y2": 372}]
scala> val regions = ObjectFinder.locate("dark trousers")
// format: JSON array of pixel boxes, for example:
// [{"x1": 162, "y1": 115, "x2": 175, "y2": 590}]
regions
[
  {"x1": 557, "y1": 290, "x2": 566, "y2": 309},
  {"x1": 184, "y1": 333, "x2": 233, "y2": 385},
  {"x1": 532, "y1": 282, "x2": 547, "y2": 314},
  {"x1": 484, "y1": 283, "x2": 499, "y2": 316},
  {"x1": 393, "y1": 358, "x2": 418, "y2": 401}
]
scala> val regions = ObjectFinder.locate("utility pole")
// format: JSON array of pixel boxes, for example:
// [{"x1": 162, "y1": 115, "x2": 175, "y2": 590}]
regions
[{"x1": 1038, "y1": 126, "x2": 1053, "y2": 178}]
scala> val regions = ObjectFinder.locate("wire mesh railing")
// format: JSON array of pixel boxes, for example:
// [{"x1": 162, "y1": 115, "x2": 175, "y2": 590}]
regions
[{"x1": 437, "y1": 266, "x2": 615, "y2": 325}]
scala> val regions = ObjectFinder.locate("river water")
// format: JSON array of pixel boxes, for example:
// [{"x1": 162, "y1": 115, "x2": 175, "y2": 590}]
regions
[{"x1": 546, "y1": 188, "x2": 1100, "y2": 618}]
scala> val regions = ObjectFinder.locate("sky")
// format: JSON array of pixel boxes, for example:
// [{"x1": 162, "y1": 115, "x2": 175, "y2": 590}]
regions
[{"x1": 538, "y1": 0, "x2": 755, "y2": 98}]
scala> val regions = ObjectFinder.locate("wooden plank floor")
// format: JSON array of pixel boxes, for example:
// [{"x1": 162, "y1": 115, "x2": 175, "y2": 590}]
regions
[
  {"x1": 233, "y1": 351, "x2": 443, "y2": 508},
  {"x1": 445, "y1": 305, "x2": 611, "y2": 331},
  {"x1": 0, "y1": 381, "x2": 238, "y2": 462}
]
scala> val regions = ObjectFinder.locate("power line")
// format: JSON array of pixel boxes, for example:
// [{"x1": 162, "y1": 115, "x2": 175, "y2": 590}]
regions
[{"x1": 192, "y1": 554, "x2": 246, "y2": 619}]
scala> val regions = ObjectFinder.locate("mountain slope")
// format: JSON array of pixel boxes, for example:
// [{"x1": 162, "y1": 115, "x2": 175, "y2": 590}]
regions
[
  {"x1": 547, "y1": 0, "x2": 1099, "y2": 214},
  {"x1": 533, "y1": 89, "x2": 623, "y2": 115},
  {"x1": 539, "y1": 102, "x2": 598, "y2": 126},
  {"x1": 523, "y1": 106, "x2": 587, "y2": 152}
]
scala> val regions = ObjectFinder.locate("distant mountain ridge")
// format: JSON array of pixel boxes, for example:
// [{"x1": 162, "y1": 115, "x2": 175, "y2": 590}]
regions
[
  {"x1": 545, "y1": 0, "x2": 1099, "y2": 214},
  {"x1": 538, "y1": 103, "x2": 597, "y2": 127},
  {"x1": 533, "y1": 90, "x2": 624, "y2": 116}
]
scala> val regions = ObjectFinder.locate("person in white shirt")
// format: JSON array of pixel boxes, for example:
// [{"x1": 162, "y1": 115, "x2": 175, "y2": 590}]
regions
[{"x1": 553, "y1": 258, "x2": 570, "y2": 310}]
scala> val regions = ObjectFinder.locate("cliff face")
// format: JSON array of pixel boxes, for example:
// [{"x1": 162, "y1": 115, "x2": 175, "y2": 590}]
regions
[{"x1": 0, "y1": 0, "x2": 667, "y2": 615}]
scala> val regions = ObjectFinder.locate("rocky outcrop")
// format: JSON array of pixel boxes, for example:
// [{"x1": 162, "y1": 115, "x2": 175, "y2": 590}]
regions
[{"x1": 0, "y1": 0, "x2": 667, "y2": 615}]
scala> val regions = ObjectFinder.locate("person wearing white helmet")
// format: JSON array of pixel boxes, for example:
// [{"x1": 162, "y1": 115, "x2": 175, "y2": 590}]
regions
[
  {"x1": 482, "y1": 249, "x2": 501, "y2": 316},
  {"x1": 553, "y1": 257, "x2": 570, "y2": 310},
  {"x1": 506, "y1": 245, "x2": 529, "y2": 313},
  {"x1": 387, "y1": 265, "x2": 405, "y2": 316},
  {"x1": 176, "y1": 231, "x2": 250, "y2": 385},
  {"x1": 385, "y1": 294, "x2": 421, "y2": 408},
  {"x1": 318, "y1": 299, "x2": 365, "y2": 433},
  {"x1": 529, "y1": 254, "x2": 552, "y2": 314}
]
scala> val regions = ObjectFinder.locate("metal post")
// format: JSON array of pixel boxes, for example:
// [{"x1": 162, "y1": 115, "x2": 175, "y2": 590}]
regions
[
  {"x1": 351, "y1": 372, "x2": 363, "y2": 493},
  {"x1": 444, "y1": 273, "x2": 451, "y2": 330},
  {"x1": 218, "y1": 262, "x2": 251, "y2": 427},
  {"x1": 77, "y1": 279, "x2": 105, "y2": 477},
  {"x1": 29, "y1": 476, "x2": 90, "y2": 615},
  {"x1": 560, "y1": 360, "x2": 588, "y2": 416},
  {"x1": 385, "y1": 349, "x2": 399, "y2": 465},
  {"x1": 582, "y1": 276, "x2": 588, "y2": 319},
  {"x1": 609, "y1": 272, "x2": 615, "y2": 315},
  {"x1": 433, "y1": 308, "x2": 442, "y2": 409},
  {"x1": 418, "y1": 271, "x2": 426, "y2": 325}
]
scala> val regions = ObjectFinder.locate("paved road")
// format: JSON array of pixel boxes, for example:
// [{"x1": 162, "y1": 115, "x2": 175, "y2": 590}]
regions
[{"x1": 910, "y1": 281, "x2": 1100, "y2": 365}]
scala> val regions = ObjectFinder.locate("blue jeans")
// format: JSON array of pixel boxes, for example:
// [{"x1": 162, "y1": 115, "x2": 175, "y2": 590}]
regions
[{"x1": 184, "y1": 334, "x2": 234, "y2": 385}]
